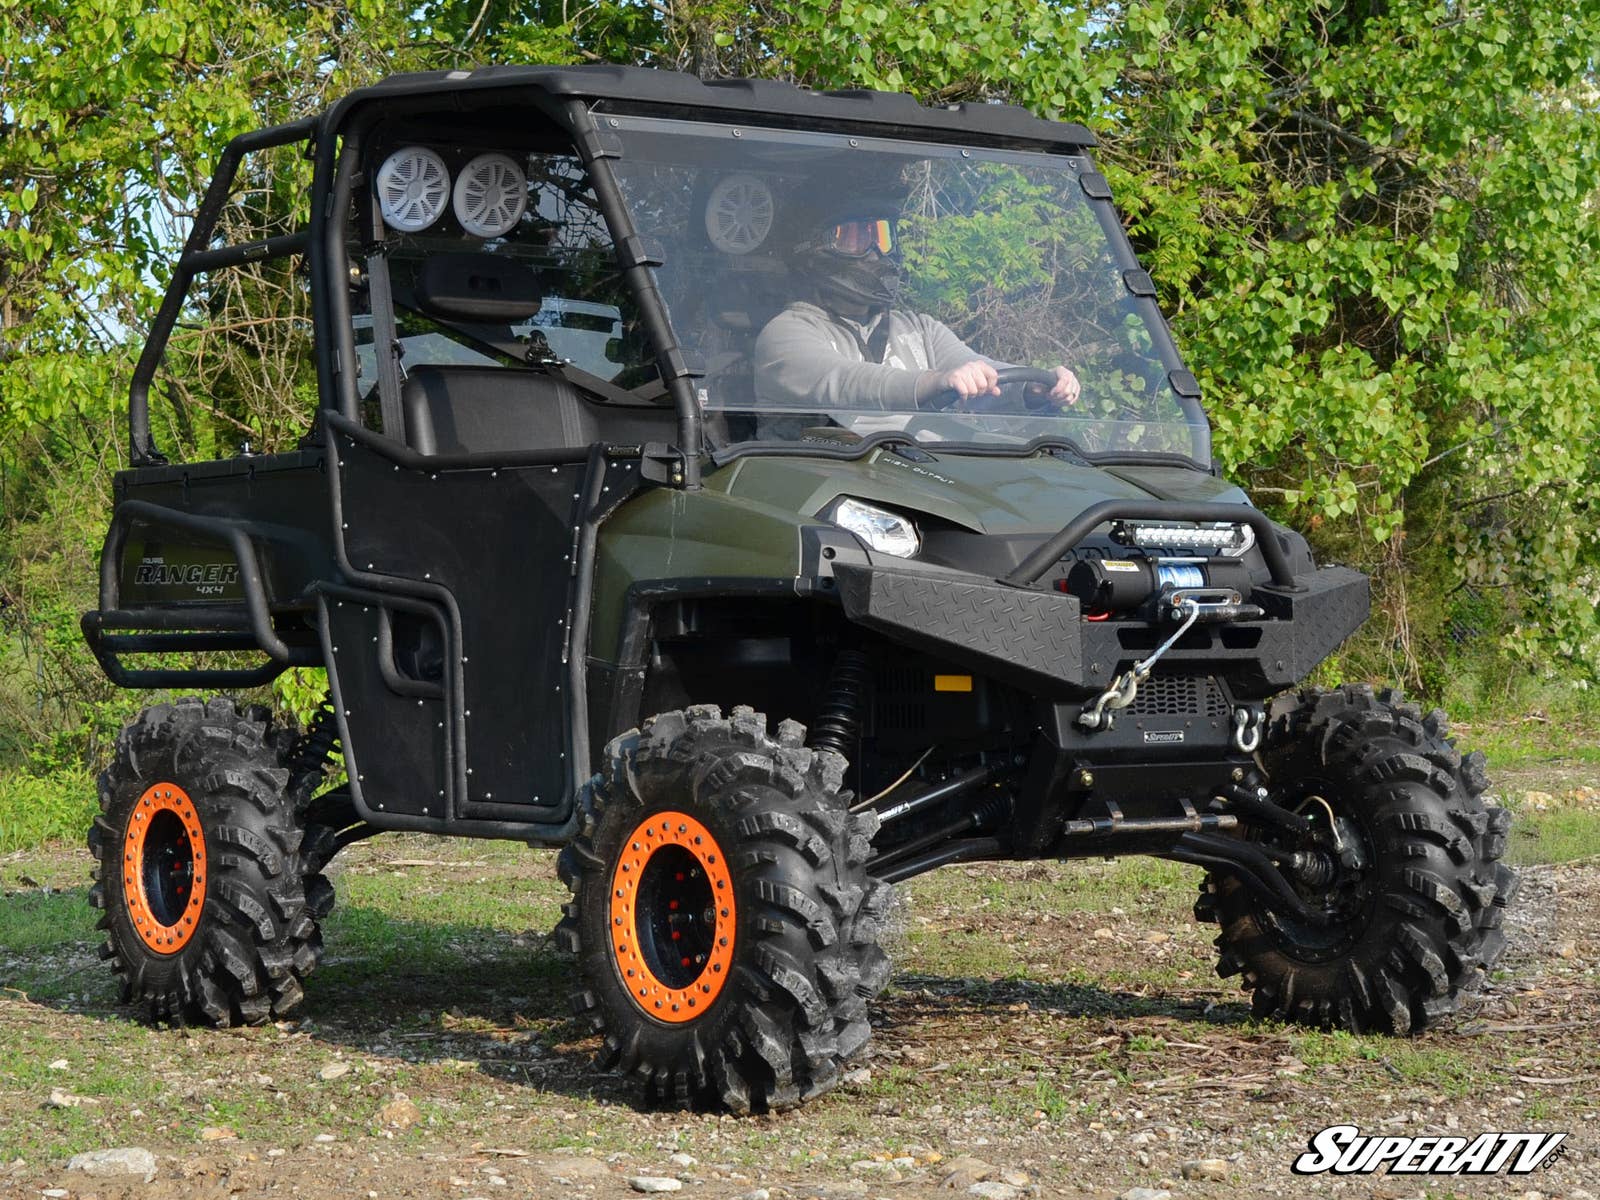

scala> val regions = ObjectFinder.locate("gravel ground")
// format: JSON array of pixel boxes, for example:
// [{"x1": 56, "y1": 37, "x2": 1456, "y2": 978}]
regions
[{"x1": 1, "y1": 765, "x2": 1594, "y2": 1200}]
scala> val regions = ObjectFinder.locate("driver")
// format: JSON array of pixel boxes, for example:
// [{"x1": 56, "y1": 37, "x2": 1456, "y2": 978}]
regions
[{"x1": 754, "y1": 215, "x2": 1081, "y2": 411}]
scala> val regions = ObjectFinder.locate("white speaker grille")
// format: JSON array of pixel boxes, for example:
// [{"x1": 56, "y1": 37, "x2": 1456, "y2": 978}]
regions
[
  {"x1": 376, "y1": 147, "x2": 450, "y2": 233},
  {"x1": 452, "y1": 153, "x2": 529, "y2": 238},
  {"x1": 704, "y1": 173, "x2": 775, "y2": 254}
]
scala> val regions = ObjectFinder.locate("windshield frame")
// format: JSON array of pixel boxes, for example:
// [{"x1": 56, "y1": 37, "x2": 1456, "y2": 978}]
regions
[
  {"x1": 604, "y1": 112, "x2": 1212, "y2": 470},
  {"x1": 318, "y1": 88, "x2": 1211, "y2": 479}
]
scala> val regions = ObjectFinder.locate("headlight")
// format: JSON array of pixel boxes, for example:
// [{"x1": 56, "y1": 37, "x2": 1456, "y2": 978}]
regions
[{"x1": 829, "y1": 497, "x2": 921, "y2": 558}]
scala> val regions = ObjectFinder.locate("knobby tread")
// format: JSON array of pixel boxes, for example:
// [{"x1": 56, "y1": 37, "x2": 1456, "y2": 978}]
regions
[
  {"x1": 1195, "y1": 684, "x2": 1518, "y2": 1035},
  {"x1": 89, "y1": 696, "x2": 337, "y2": 1026},
  {"x1": 557, "y1": 704, "x2": 893, "y2": 1113}
]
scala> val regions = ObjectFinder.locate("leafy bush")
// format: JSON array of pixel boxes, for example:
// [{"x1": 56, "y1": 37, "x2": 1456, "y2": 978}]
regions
[{"x1": 0, "y1": 768, "x2": 97, "y2": 854}]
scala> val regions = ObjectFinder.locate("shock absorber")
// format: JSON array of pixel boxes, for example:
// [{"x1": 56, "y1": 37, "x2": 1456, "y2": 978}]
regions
[
  {"x1": 1289, "y1": 850, "x2": 1337, "y2": 886},
  {"x1": 810, "y1": 648, "x2": 870, "y2": 759},
  {"x1": 971, "y1": 788, "x2": 1013, "y2": 833},
  {"x1": 288, "y1": 693, "x2": 342, "y2": 797}
]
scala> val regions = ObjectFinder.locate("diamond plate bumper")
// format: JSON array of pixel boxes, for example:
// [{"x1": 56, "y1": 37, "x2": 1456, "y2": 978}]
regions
[{"x1": 832, "y1": 562, "x2": 1369, "y2": 700}]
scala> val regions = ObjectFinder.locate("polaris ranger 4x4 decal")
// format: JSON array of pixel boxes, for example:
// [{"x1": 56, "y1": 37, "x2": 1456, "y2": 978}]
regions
[{"x1": 123, "y1": 547, "x2": 244, "y2": 603}]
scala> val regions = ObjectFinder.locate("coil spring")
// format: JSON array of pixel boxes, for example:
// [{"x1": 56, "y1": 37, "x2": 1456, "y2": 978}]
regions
[
  {"x1": 971, "y1": 787, "x2": 1012, "y2": 832},
  {"x1": 810, "y1": 649, "x2": 870, "y2": 759},
  {"x1": 288, "y1": 694, "x2": 342, "y2": 788},
  {"x1": 1290, "y1": 850, "x2": 1337, "y2": 887}
]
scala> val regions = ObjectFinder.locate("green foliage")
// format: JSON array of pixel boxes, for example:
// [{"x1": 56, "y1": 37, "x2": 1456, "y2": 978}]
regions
[
  {"x1": 899, "y1": 166, "x2": 1060, "y2": 318},
  {"x1": 3, "y1": 0, "x2": 1598, "y2": 842},
  {"x1": 0, "y1": 420, "x2": 143, "y2": 774},
  {"x1": 0, "y1": 767, "x2": 97, "y2": 853},
  {"x1": 272, "y1": 668, "x2": 331, "y2": 731},
  {"x1": 1093, "y1": 1, "x2": 1600, "y2": 682},
  {"x1": 767, "y1": 0, "x2": 1118, "y2": 117},
  {"x1": 773, "y1": 0, "x2": 1600, "y2": 686}
]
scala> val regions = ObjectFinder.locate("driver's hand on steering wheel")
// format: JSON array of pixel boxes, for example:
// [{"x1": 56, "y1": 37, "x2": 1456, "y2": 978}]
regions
[
  {"x1": 1030, "y1": 365, "x2": 1081, "y2": 408},
  {"x1": 927, "y1": 360, "x2": 1000, "y2": 403}
]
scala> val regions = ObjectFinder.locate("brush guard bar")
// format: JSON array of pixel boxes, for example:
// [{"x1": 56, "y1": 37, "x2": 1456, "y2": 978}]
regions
[
  {"x1": 82, "y1": 500, "x2": 318, "y2": 687},
  {"x1": 1003, "y1": 500, "x2": 1301, "y2": 588}
]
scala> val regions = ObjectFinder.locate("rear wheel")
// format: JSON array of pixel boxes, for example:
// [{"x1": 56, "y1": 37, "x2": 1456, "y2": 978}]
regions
[
  {"x1": 88, "y1": 697, "x2": 333, "y2": 1024},
  {"x1": 557, "y1": 705, "x2": 892, "y2": 1112},
  {"x1": 1196, "y1": 685, "x2": 1518, "y2": 1032}
]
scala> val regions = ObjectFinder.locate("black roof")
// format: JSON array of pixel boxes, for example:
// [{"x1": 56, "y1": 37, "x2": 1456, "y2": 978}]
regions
[{"x1": 322, "y1": 63, "x2": 1096, "y2": 151}]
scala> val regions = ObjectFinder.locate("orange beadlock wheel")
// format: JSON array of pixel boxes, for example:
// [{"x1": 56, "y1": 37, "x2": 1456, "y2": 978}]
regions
[
  {"x1": 609, "y1": 811, "x2": 736, "y2": 1022},
  {"x1": 121, "y1": 782, "x2": 207, "y2": 955}
]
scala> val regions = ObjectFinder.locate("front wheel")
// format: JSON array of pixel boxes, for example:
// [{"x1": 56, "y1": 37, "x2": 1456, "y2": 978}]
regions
[
  {"x1": 556, "y1": 705, "x2": 892, "y2": 1112},
  {"x1": 1196, "y1": 685, "x2": 1518, "y2": 1033}
]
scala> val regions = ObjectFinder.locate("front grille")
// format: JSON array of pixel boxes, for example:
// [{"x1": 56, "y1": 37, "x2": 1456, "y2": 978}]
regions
[{"x1": 1128, "y1": 674, "x2": 1227, "y2": 717}]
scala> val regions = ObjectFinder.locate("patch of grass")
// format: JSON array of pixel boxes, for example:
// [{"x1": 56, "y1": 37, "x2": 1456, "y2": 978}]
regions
[
  {"x1": 335, "y1": 859, "x2": 565, "y2": 933},
  {"x1": 1088, "y1": 1048, "x2": 1132, "y2": 1085},
  {"x1": 905, "y1": 858, "x2": 1200, "y2": 923},
  {"x1": 1026, "y1": 1076, "x2": 1070, "y2": 1121},
  {"x1": 1438, "y1": 672, "x2": 1600, "y2": 741},
  {"x1": 1288, "y1": 1029, "x2": 1376, "y2": 1068},
  {"x1": 1442, "y1": 675, "x2": 1600, "y2": 773},
  {"x1": 1472, "y1": 722, "x2": 1600, "y2": 772},
  {"x1": 0, "y1": 767, "x2": 96, "y2": 853},
  {"x1": 900, "y1": 926, "x2": 1030, "y2": 980},
  {"x1": 0, "y1": 1021, "x2": 176, "y2": 1159},
  {"x1": 1381, "y1": 1044, "x2": 1487, "y2": 1099},
  {"x1": 1505, "y1": 806, "x2": 1600, "y2": 866},
  {"x1": 0, "y1": 886, "x2": 97, "y2": 955}
]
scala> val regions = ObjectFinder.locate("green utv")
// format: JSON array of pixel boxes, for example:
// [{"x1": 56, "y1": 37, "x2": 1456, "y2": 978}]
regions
[{"x1": 84, "y1": 66, "x2": 1518, "y2": 1112}]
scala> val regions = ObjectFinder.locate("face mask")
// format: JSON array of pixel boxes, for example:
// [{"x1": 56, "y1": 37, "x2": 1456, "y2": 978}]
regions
[{"x1": 818, "y1": 254, "x2": 901, "y2": 312}]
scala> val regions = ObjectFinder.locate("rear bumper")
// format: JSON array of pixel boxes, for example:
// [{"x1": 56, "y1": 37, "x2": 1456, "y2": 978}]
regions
[{"x1": 832, "y1": 561, "x2": 1368, "y2": 701}]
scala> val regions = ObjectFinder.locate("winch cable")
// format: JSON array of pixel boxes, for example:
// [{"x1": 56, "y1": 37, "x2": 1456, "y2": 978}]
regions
[{"x1": 1076, "y1": 598, "x2": 1201, "y2": 731}]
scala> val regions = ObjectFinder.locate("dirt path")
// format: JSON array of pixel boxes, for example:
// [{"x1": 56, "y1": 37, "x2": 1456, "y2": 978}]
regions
[{"x1": 2, "y1": 776, "x2": 1595, "y2": 1200}]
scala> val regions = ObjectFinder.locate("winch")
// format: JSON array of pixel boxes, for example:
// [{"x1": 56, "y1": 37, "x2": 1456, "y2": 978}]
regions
[{"x1": 1060, "y1": 555, "x2": 1261, "y2": 620}]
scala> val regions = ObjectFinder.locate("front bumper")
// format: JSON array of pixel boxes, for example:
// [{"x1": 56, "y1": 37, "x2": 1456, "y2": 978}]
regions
[{"x1": 832, "y1": 561, "x2": 1369, "y2": 701}]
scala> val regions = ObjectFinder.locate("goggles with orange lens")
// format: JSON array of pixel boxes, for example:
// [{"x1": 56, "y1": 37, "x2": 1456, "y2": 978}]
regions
[{"x1": 827, "y1": 219, "x2": 894, "y2": 257}]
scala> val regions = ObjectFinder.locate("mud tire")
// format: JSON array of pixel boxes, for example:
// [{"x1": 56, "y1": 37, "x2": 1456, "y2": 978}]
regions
[
  {"x1": 88, "y1": 697, "x2": 334, "y2": 1024},
  {"x1": 1196, "y1": 685, "x2": 1518, "y2": 1033},
  {"x1": 556, "y1": 705, "x2": 892, "y2": 1112}
]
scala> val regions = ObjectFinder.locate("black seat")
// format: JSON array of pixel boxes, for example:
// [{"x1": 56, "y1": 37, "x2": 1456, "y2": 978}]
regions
[
  {"x1": 400, "y1": 365, "x2": 597, "y2": 455},
  {"x1": 401, "y1": 361, "x2": 688, "y2": 456}
]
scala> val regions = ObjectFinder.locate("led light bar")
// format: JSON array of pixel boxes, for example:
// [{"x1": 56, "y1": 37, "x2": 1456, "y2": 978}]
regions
[{"x1": 1113, "y1": 521, "x2": 1254, "y2": 557}]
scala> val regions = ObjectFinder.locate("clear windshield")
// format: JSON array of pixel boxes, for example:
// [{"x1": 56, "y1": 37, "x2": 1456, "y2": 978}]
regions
[{"x1": 608, "y1": 117, "x2": 1209, "y2": 463}]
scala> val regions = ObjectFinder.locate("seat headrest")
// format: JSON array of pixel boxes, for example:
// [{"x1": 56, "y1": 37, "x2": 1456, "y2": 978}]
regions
[{"x1": 415, "y1": 253, "x2": 541, "y2": 322}]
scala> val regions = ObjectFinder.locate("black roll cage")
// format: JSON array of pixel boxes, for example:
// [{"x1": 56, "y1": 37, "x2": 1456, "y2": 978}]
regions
[
  {"x1": 125, "y1": 68, "x2": 1171, "y2": 497},
  {"x1": 128, "y1": 116, "x2": 317, "y2": 466},
  {"x1": 128, "y1": 92, "x2": 707, "y2": 484}
]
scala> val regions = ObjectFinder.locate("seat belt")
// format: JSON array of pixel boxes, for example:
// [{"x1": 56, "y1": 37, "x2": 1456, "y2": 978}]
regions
[{"x1": 865, "y1": 311, "x2": 893, "y2": 365}]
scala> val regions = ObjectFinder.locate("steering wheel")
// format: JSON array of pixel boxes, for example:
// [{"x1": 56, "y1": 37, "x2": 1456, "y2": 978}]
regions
[{"x1": 928, "y1": 365, "x2": 1065, "y2": 412}]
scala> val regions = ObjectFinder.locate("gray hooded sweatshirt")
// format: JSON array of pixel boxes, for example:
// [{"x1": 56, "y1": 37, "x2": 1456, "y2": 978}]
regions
[{"x1": 754, "y1": 301, "x2": 991, "y2": 410}]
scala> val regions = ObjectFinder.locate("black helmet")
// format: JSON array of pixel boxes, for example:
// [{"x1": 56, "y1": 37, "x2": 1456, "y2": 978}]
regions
[{"x1": 792, "y1": 214, "x2": 903, "y2": 313}]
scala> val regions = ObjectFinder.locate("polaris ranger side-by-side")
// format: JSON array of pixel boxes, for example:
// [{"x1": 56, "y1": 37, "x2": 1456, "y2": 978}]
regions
[{"x1": 83, "y1": 66, "x2": 1517, "y2": 1112}]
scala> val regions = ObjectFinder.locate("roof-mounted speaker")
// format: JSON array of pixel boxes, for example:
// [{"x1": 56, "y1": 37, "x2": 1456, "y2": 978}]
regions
[
  {"x1": 452, "y1": 153, "x2": 528, "y2": 239},
  {"x1": 376, "y1": 146, "x2": 451, "y2": 233}
]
